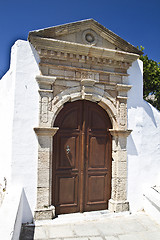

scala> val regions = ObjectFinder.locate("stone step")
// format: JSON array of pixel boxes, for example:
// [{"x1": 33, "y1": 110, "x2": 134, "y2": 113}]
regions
[
  {"x1": 20, "y1": 210, "x2": 129, "y2": 240},
  {"x1": 19, "y1": 211, "x2": 160, "y2": 240}
]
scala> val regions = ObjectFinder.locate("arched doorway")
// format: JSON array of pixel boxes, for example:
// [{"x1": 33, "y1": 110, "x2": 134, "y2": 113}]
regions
[{"x1": 52, "y1": 100, "x2": 112, "y2": 215}]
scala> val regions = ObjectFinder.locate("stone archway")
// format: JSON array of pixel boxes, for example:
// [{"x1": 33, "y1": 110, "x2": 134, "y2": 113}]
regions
[{"x1": 34, "y1": 89, "x2": 131, "y2": 220}]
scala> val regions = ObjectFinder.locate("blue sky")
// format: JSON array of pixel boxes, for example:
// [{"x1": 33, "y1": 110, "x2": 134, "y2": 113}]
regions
[{"x1": 0, "y1": 0, "x2": 160, "y2": 78}]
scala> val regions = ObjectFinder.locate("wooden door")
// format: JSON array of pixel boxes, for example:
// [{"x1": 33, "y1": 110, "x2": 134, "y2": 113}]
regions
[{"x1": 52, "y1": 100, "x2": 112, "y2": 215}]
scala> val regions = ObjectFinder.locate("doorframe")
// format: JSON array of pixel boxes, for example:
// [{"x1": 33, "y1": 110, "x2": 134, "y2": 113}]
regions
[{"x1": 34, "y1": 92, "x2": 131, "y2": 220}]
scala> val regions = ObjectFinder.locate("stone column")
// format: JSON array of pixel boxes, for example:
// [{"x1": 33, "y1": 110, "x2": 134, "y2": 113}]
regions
[
  {"x1": 34, "y1": 127, "x2": 58, "y2": 220},
  {"x1": 108, "y1": 129, "x2": 132, "y2": 212}
]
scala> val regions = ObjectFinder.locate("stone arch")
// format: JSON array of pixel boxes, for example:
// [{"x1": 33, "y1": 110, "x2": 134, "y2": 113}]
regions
[
  {"x1": 34, "y1": 84, "x2": 131, "y2": 220},
  {"x1": 50, "y1": 89, "x2": 118, "y2": 130}
]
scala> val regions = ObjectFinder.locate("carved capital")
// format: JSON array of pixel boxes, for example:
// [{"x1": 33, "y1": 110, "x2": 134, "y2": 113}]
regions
[
  {"x1": 109, "y1": 129, "x2": 132, "y2": 138},
  {"x1": 116, "y1": 84, "x2": 132, "y2": 92},
  {"x1": 34, "y1": 127, "x2": 59, "y2": 136},
  {"x1": 36, "y1": 75, "x2": 56, "y2": 90}
]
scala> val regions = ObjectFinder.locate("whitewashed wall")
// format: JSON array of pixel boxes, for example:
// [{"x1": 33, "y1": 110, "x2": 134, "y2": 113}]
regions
[
  {"x1": 0, "y1": 44, "x2": 17, "y2": 200},
  {"x1": 127, "y1": 59, "x2": 160, "y2": 212},
  {"x1": 0, "y1": 40, "x2": 40, "y2": 222},
  {"x1": 1, "y1": 40, "x2": 160, "y2": 222}
]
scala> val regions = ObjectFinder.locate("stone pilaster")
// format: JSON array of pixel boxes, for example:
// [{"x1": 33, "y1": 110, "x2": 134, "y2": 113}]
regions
[
  {"x1": 34, "y1": 127, "x2": 58, "y2": 220},
  {"x1": 109, "y1": 129, "x2": 132, "y2": 212}
]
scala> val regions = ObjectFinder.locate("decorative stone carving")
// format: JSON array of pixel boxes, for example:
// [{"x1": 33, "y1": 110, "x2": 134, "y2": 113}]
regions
[{"x1": 82, "y1": 29, "x2": 98, "y2": 45}]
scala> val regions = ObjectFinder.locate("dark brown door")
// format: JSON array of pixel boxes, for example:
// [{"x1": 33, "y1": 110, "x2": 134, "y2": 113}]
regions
[{"x1": 52, "y1": 100, "x2": 112, "y2": 215}]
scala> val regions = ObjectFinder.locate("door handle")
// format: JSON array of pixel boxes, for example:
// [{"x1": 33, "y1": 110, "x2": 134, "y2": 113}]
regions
[{"x1": 66, "y1": 145, "x2": 70, "y2": 155}]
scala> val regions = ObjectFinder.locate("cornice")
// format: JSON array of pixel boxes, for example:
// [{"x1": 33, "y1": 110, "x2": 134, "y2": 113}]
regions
[{"x1": 29, "y1": 36, "x2": 139, "y2": 64}]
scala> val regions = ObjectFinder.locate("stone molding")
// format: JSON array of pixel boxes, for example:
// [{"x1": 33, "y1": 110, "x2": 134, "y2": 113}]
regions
[
  {"x1": 39, "y1": 64, "x2": 129, "y2": 77},
  {"x1": 36, "y1": 75, "x2": 56, "y2": 85},
  {"x1": 34, "y1": 127, "x2": 59, "y2": 136},
  {"x1": 109, "y1": 129, "x2": 132, "y2": 138},
  {"x1": 116, "y1": 84, "x2": 132, "y2": 92},
  {"x1": 30, "y1": 36, "x2": 139, "y2": 66}
]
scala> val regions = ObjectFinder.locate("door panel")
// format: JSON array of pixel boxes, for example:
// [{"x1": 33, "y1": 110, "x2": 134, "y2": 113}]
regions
[
  {"x1": 53, "y1": 100, "x2": 112, "y2": 214},
  {"x1": 58, "y1": 175, "x2": 78, "y2": 204},
  {"x1": 57, "y1": 134, "x2": 79, "y2": 169},
  {"x1": 55, "y1": 174, "x2": 79, "y2": 214},
  {"x1": 88, "y1": 135, "x2": 107, "y2": 168},
  {"x1": 88, "y1": 175, "x2": 106, "y2": 202}
]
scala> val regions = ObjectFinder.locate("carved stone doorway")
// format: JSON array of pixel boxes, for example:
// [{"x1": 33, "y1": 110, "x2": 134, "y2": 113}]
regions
[
  {"x1": 31, "y1": 19, "x2": 141, "y2": 220},
  {"x1": 52, "y1": 100, "x2": 112, "y2": 215}
]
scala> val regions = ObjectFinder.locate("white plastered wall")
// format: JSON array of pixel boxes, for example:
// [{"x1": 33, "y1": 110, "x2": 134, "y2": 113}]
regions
[
  {"x1": 0, "y1": 40, "x2": 40, "y2": 222},
  {"x1": 0, "y1": 65, "x2": 15, "y2": 189},
  {"x1": 127, "y1": 59, "x2": 160, "y2": 212},
  {"x1": 1, "y1": 40, "x2": 160, "y2": 221}
]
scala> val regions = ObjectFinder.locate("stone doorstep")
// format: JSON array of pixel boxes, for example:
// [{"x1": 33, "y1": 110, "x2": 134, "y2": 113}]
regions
[{"x1": 32, "y1": 210, "x2": 130, "y2": 227}]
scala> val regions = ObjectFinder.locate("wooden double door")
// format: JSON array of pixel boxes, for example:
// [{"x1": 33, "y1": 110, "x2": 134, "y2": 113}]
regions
[{"x1": 52, "y1": 100, "x2": 112, "y2": 214}]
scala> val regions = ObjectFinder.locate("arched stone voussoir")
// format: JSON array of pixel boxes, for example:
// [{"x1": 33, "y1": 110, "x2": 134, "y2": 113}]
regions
[
  {"x1": 98, "y1": 97, "x2": 118, "y2": 129},
  {"x1": 50, "y1": 88, "x2": 118, "y2": 129}
]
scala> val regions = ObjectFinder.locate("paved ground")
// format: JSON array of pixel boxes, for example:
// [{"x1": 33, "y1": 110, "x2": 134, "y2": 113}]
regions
[{"x1": 20, "y1": 211, "x2": 160, "y2": 240}]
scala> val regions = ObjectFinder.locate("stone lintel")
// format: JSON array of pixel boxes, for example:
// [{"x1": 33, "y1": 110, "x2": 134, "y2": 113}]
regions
[
  {"x1": 109, "y1": 129, "x2": 132, "y2": 138},
  {"x1": 109, "y1": 199, "x2": 129, "y2": 212},
  {"x1": 34, "y1": 206, "x2": 55, "y2": 220},
  {"x1": 34, "y1": 127, "x2": 59, "y2": 136},
  {"x1": 40, "y1": 63, "x2": 129, "y2": 77}
]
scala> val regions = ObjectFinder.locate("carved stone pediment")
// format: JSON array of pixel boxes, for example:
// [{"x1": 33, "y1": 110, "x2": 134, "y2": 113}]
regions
[
  {"x1": 28, "y1": 19, "x2": 142, "y2": 78},
  {"x1": 28, "y1": 19, "x2": 142, "y2": 55}
]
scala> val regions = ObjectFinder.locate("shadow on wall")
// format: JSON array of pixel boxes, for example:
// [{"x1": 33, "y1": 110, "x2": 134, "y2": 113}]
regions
[
  {"x1": 22, "y1": 189, "x2": 33, "y2": 223},
  {"x1": 127, "y1": 100, "x2": 159, "y2": 156},
  {"x1": 127, "y1": 134, "x2": 138, "y2": 156},
  {"x1": 127, "y1": 59, "x2": 160, "y2": 156},
  {"x1": 128, "y1": 59, "x2": 158, "y2": 127},
  {"x1": 142, "y1": 100, "x2": 158, "y2": 128},
  {"x1": 19, "y1": 190, "x2": 35, "y2": 240}
]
